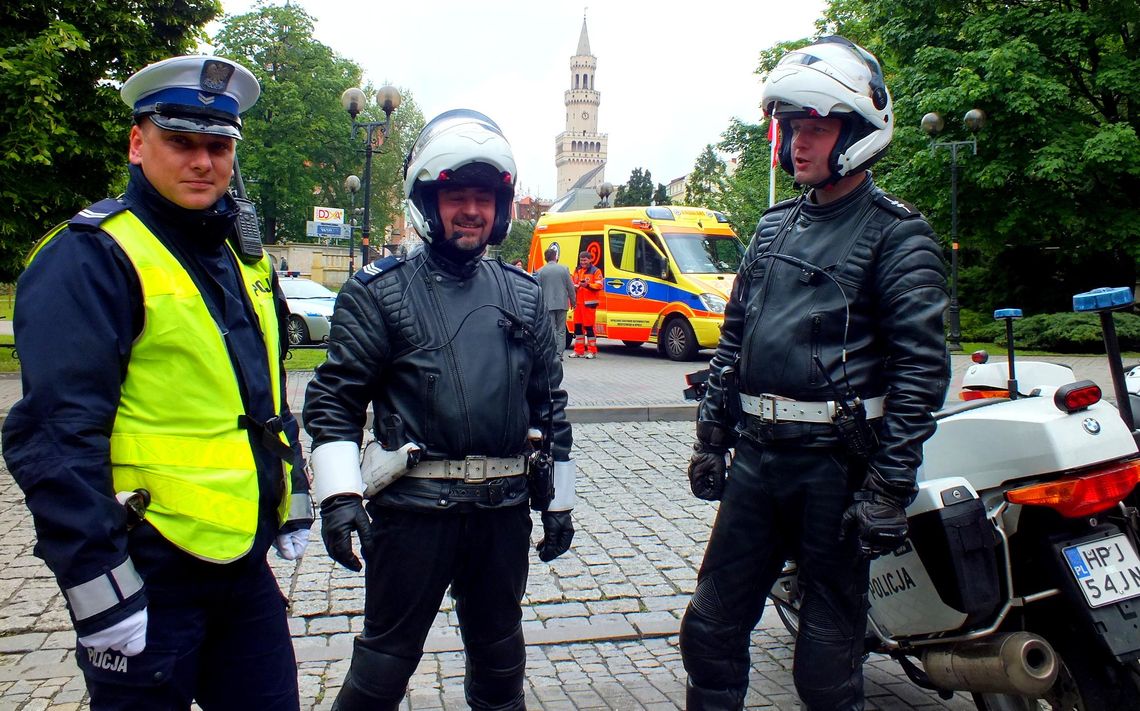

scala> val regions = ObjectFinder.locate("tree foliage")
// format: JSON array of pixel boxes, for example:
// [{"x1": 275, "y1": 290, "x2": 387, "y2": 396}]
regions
[
  {"x1": 213, "y1": 3, "x2": 424, "y2": 246},
  {"x1": 0, "y1": 0, "x2": 220, "y2": 280},
  {"x1": 613, "y1": 167, "x2": 655, "y2": 206},
  {"x1": 818, "y1": 0, "x2": 1140, "y2": 313}
]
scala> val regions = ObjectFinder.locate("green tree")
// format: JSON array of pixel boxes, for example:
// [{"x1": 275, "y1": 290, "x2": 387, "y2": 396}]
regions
[
  {"x1": 614, "y1": 167, "x2": 655, "y2": 206},
  {"x1": 685, "y1": 144, "x2": 728, "y2": 208},
  {"x1": 652, "y1": 183, "x2": 670, "y2": 206},
  {"x1": 496, "y1": 218, "x2": 535, "y2": 267},
  {"x1": 817, "y1": 0, "x2": 1140, "y2": 314},
  {"x1": 0, "y1": 0, "x2": 219, "y2": 280},
  {"x1": 213, "y1": 4, "x2": 423, "y2": 247}
]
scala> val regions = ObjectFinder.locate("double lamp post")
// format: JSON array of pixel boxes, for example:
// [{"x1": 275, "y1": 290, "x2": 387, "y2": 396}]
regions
[
  {"x1": 921, "y1": 108, "x2": 986, "y2": 352},
  {"x1": 341, "y1": 85, "x2": 402, "y2": 270}
]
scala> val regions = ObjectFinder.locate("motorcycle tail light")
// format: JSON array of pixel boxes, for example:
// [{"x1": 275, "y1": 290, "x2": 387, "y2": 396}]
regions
[
  {"x1": 971, "y1": 350, "x2": 990, "y2": 364},
  {"x1": 1006, "y1": 459, "x2": 1140, "y2": 518},
  {"x1": 1053, "y1": 380, "x2": 1101, "y2": 413}
]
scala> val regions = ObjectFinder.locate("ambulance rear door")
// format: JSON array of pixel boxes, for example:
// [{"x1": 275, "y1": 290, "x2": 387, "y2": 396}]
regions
[{"x1": 601, "y1": 226, "x2": 671, "y2": 344}]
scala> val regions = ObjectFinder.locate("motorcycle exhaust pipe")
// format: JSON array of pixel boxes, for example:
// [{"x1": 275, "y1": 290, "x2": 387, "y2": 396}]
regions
[{"x1": 921, "y1": 631, "x2": 1058, "y2": 697}]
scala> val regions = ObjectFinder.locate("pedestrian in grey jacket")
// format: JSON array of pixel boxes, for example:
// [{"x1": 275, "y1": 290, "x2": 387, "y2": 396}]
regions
[{"x1": 536, "y1": 247, "x2": 575, "y2": 358}]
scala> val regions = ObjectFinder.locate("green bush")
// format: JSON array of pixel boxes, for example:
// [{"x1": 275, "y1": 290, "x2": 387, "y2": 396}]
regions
[
  {"x1": 958, "y1": 309, "x2": 1003, "y2": 343},
  {"x1": 961, "y1": 310, "x2": 1140, "y2": 352}
]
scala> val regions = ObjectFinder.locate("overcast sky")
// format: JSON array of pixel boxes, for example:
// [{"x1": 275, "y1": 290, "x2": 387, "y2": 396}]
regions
[{"x1": 213, "y1": 0, "x2": 826, "y2": 199}]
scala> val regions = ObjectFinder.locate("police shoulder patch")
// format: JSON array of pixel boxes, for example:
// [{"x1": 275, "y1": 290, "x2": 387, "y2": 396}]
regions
[
  {"x1": 69, "y1": 198, "x2": 128, "y2": 230},
  {"x1": 874, "y1": 192, "x2": 921, "y2": 220},
  {"x1": 353, "y1": 256, "x2": 406, "y2": 285}
]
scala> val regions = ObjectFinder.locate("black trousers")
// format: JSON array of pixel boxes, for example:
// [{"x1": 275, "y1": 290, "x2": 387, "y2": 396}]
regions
[
  {"x1": 79, "y1": 524, "x2": 298, "y2": 711},
  {"x1": 333, "y1": 502, "x2": 532, "y2": 711},
  {"x1": 680, "y1": 439, "x2": 871, "y2": 711}
]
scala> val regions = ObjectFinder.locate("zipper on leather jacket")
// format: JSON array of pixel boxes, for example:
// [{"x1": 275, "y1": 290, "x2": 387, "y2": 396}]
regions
[
  {"x1": 425, "y1": 372, "x2": 438, "y2": 450},
  {"x1": 809, "y1": 313, "x2": 822, "y2": 386},
  {"x1": 424, "y1": 273, "x2": 471, "y2": 451}
]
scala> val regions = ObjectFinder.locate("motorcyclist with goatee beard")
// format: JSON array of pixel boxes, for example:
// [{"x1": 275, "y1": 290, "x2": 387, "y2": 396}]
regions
[{"x1": 303, "y1": 109, "x2": 575, "y2": 711}]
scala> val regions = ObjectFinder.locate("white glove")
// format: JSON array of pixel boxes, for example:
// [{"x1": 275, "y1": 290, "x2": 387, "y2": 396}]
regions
[
  {"x1": 273, "y1": 528, "x2": 310, "y2": 560},
  {"x1": 78, "y1": 608, "x2": 148, "y2": 657}
]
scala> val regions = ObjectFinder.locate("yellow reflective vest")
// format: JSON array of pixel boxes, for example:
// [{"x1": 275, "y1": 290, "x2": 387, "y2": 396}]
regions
[{"x1": 32, "y1": 209, "x2": 292, "y2": 562}]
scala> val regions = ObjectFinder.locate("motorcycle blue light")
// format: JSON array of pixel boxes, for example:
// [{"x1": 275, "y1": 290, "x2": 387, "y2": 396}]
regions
[
  {"x1": 993, "y1": 308, "x2": 1022, "y2": 319},
  {"x1": 1073, "y1": 287, "x2": 1133, "y2": 312}
]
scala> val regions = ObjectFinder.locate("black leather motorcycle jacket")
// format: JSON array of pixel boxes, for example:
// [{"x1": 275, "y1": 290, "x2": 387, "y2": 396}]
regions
[
  {"x1": 699, "y1": 176, "x2": 949, "y2": 503},
  {"x1": 303, "y1": 247, "x2": 572, "y2": 510}
]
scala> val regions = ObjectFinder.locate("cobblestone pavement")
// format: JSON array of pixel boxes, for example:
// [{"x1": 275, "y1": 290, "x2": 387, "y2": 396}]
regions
[{"x1": 0, "y1": 420, "x2": 980, "y2": 710}]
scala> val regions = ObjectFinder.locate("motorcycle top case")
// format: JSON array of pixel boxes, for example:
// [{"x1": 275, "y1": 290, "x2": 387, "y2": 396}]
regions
[{"x1": 868, "y1": 477, "x2": 1002, "y2": 638}]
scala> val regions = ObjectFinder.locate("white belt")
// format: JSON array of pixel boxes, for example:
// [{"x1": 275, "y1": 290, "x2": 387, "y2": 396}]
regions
[
  {"x1": 739, "y1": 393, "x2": 885, "y2": 424},
  {"x1": 405, "y1": 455, "x2": 527, "y2": 483}
]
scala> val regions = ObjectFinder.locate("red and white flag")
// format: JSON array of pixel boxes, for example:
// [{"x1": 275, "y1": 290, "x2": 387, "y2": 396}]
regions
[{"x1": 768, "y1": 118, "x2": 780, "y2": 168}]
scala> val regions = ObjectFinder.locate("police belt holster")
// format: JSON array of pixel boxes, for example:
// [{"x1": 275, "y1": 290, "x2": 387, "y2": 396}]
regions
[
  {"x1": 739, "y1": 393, "x2": 885, "y2": 424},
  {"x1": 406, "y1": 455, "x2": 527, "y2": 484}
]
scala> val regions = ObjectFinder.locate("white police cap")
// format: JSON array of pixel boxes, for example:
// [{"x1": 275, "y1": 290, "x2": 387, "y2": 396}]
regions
[{"x1": 120, "y1": 55, "x2": 260, "y2": 140}]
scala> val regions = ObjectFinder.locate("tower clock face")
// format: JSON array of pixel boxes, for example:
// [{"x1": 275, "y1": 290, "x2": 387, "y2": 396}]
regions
[{"x1": 582, "y1": 111, "x2": 589, "y2": 119}]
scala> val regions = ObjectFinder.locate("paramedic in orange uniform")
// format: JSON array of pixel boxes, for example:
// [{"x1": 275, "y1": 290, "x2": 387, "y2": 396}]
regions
[{"x1": 569, "y1": 251, "x2": 603, "y2": 358}]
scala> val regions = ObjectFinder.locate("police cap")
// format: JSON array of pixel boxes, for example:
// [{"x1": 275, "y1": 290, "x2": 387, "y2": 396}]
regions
[{"x1": 120, "y1": 55, "x2": 260, "y2": 140}]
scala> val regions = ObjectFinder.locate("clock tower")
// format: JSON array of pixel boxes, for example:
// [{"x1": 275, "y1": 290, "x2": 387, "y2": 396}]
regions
[{"x1": 555, "y1": 15, "x2": 607, "y2": 198}]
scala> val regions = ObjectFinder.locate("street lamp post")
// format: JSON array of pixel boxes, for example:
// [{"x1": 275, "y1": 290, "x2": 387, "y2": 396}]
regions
[
  {"x1": 596, "y1": 181, "x2": 613, "y2": 208},
  {"x1": 343, "y1": 174, "x2": 360, "y2": 277},
  {"x1": 921, "y1": 108, "x2": 986, "y2": 352},
  {"x1": 341, "y1": 85, "x2": 402, "y2": 267}
]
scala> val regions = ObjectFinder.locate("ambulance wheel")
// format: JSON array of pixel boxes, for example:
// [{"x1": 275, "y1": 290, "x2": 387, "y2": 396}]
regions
[
  {"x1": 660, "y1": 318, "x2": 698, "y2": 361},
  {"x1": 622, "y1": 340, "x2": 645, "y2": 349}
]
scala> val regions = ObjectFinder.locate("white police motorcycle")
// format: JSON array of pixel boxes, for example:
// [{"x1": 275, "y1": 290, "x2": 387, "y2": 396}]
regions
[{"x1": 766, "y1": 287, "x2": 1140, "y2": 710}]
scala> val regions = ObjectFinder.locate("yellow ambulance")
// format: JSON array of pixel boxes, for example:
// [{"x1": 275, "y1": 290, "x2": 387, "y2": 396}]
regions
[{"x1": 528, "y1": 205, "x2": 746, "y2": 360}]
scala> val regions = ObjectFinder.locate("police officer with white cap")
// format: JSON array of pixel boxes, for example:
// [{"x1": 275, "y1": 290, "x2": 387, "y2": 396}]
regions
[{"x1": 3, "y1": 54, "x2": 312, "y2": 710}]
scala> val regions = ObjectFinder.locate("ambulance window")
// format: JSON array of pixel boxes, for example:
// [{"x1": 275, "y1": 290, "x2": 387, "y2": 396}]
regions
[{"x1": 608, "y1": 232, "x2": 628, "y2": 267}]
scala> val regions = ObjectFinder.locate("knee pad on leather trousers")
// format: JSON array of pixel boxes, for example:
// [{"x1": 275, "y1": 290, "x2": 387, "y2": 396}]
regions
[
  {"x1": 680, "y1": 578, "x2": 751, "y2": 689},
  {"x1": 331, "y1": 643, "x2": 420, "y2": 711},
  {"x1": 794, "y1": 617, "x2": 865, "y2": 711},
  {"x1": 686, "y1": 678, "x2": 746, "y2": 711},
  {"x1": 464, "y1": 625, "x2": 526, "y2": 711}
]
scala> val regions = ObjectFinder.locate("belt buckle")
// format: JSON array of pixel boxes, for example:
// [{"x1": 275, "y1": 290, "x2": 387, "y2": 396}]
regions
[
  {"x1": 463, "y1": 456, "x2": 487, "y2": 484},
  {"x1": 758, "y1": 394, "x2": 780, "y2": 423}
]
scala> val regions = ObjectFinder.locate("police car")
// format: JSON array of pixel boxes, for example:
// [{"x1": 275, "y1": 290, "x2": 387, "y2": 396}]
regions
[{"x1": 279, "y1": 275, "x2": 335, "y2": 346}]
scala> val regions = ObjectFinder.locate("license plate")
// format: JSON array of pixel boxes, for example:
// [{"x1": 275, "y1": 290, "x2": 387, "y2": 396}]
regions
[{"x1": 1063, "y1": 534, "x2": 1140, "y2": 608}]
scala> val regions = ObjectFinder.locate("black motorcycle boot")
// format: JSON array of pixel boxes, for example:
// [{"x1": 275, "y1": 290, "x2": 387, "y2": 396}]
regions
[{"x1": 685, "y1": 678, "x2": 746, "y2": 711}]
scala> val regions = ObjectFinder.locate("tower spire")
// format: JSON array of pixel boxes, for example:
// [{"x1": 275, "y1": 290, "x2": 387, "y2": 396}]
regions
[{"x1": 576, "y1": 13, "x2": 591, "y2": 57}]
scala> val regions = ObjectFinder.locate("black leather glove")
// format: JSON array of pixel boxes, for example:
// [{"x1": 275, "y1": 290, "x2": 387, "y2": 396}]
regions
[
  {"x1": 320, "y1": 494, "x2": 375, "y2": 572},
  {"x1": 536, "y1": 511, "x2": 574, "y2": 562},
  {"x1": 688, "y1": 421, "x2": 736, "y2": 501},
  {"x1": 841, "y1": 490, "x2": 908, "y2": 558}
]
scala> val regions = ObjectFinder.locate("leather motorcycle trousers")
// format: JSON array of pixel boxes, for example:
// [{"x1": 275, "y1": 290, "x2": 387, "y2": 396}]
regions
[
  {"x1": 332, "y1": 502, "x2": 531, "y2": 711},
  {"x1": 680, "y1": 438, "x2": 872, "y2": 711}
]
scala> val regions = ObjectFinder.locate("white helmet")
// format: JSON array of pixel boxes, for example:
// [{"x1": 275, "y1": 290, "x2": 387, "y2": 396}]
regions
[
  {"x1": 762, "y1": 36, "x2": 893, "y2": 186},
  {"x1": 403, "y1": 109, "x2": 517, "y2": 245}
]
